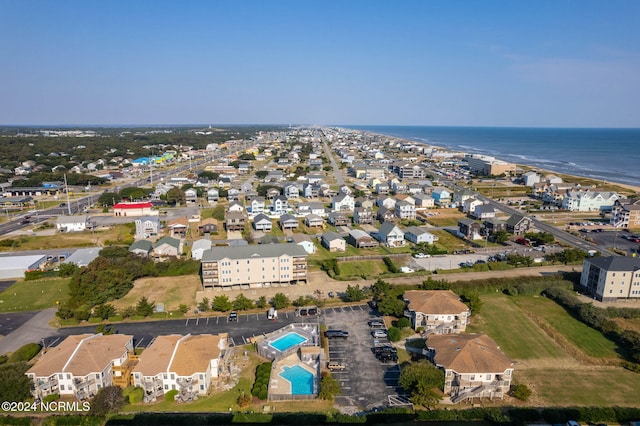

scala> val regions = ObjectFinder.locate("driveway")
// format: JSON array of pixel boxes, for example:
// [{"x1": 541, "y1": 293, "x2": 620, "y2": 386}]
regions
[{"x1": 0, "y1": 308, "x2": 57, "y2": 354}]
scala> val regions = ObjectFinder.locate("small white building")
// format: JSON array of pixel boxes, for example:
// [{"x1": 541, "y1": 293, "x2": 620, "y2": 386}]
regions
[{"x1": 56, "y1": 215, "x2": 89, "y2": 232}]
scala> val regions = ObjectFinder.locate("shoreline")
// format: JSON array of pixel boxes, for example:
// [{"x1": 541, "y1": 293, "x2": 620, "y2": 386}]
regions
[{"x1": 345, "y1": 127, "x2": 640, "y2": 195}]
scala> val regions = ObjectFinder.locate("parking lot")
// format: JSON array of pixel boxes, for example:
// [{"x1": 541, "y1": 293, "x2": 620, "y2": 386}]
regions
[{"x1": 321, "y1": 304, "x2": 410, "y2": 412}]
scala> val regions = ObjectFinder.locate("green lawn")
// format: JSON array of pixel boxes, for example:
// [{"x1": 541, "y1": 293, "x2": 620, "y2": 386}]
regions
[
  {"x1": 337, "y1": 260, "x2": 387, "y2": 277},
  {"x1": 426, "y1": 217, "x2": 462, "y2": 227},
  {"x1": 519, "y1": 367, "x2": 640, "y2": 406},
  {"x1": 514, "y1": 296, "x2": 620, "y2": 359},
  {"x1": 0, "y1": 278, "x2": 70, "y2": 312},
  {"x1": 467, "y1": 294, "x2": 566, "y2": 360},
  {"x1": 430, "y1": 230, "x2": 471, "y2": 251}
]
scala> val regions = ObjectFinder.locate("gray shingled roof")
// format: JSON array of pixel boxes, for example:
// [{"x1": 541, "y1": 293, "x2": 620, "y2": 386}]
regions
[
  {"x1": 585, "y1": 256, "x2": 640, "y2": 271},
  {"x1": 201, "y1": 243, "x2": 307, "y2": 261}
]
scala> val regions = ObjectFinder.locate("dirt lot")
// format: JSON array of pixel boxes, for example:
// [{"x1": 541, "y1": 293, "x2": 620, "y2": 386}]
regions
[{"x1": 111, "y1": 275, "x2": 202, "y2": 311}]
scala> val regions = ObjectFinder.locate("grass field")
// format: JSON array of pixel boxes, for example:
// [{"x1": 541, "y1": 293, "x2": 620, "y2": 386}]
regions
[
  {"x1": 467, "y1": 294, "x2": 567, "y2": 361},
  {"x1": 0, "y1": 224, "x2": 133, "y2": 251},
  {"x1": 426, "y1": 217, "x2": 463, "y2": 227},
  {"x1": 0, "y1": 278, "x2": 70, "y2": 312},
  {"x1": 337, "y1": 260, "x2": 387, "y2": 277},
  {"x1": 519, "y1": 367, "x2": 640, "y2": 406},
  {"x1": 430, "y1": 230, "x2": 471, "y2": 251},
  {"x1": 513, "y1": 296, "x2": 620, "y2": 359},
  {"x1": 110, "y1": 275, "x2": 202, "y2": 312}
]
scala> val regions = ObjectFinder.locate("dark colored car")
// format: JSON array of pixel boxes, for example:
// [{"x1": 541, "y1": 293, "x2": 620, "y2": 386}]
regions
[
  {"x1": 325, "y1": 330, "x2": 349, "y2": 338},
  {"x1": 228, "y1": 311, "x2": 238, "y2": 321}
]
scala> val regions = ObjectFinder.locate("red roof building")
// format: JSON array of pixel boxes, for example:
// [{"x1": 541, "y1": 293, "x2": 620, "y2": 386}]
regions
[{"x1": 113, "y1": 202, "x2": 156, "y2": 217}]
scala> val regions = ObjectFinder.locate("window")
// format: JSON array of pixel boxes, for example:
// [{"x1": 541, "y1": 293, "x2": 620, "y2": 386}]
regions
[{"x1": 61, "y1": 385, "x2": 65, "y2": 390}]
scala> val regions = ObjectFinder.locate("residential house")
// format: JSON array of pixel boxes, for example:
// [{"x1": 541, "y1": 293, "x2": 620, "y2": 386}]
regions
[
  {"x1": 225, "y1": 211, "x2": 246, "y2": 232},
  {"x1": 184, "y1": 188, "x2": 198, "y2": 206},
  {"x1": 346, "y1": 229, "x2": 379, "y2": 248},
  {"x1": 279, "y1": 214, "x2": 299, "y2": 230},
  {"x1": 191, "y1": 239, "x2": 212, "y2": 261},
  {"x1": 473, "y1": 204, "x2": 497, "y2": 220},
  {"x1": 56, "y1": 215, "x2": 89, "y2": 233},
  {"x1": 303, "y1": 183, "x2": 320, "y2": 198},
  {"x1": 135, "y1": 216, "x2": 160, "y2": 239},
  {"x1": 332, "y1": 193, "x2": 355, "y2": 212},
  {"x1": 453, "y1": 189, "x2": 476, "y2": 205},
  {"x1": 249, "y1": 197, "x2": 266, "y2": 214},
  {"x1": 425, "y1": 334, "x2": 513, "y2": 403},
  {"x1": 304, "y1": 214, "x2": 324, "y2": 228},
  {"x1": 610, "y1": 199, "x2": 640, "y2": 228},
  {"x1": 195, "y1": 177, "x2": 210, "y2": 188},
  {"x1": 290, "y1": 233, "x2": 316, "y2": 254},
  {"x1": 377, "y1": 206, "x2": 395, "y2": 223},
  {"x1": 375, "y1": 183, "x2": 389, "y2": 195},
  {"x1": 26, "y1": 334, "x2": 134, "y2": 400},
  {"x1": 413, "y1": 194, "x2": 435, "y2": 208},
  {"x1": 272, "y1": 195, "x2": 289, "y2": 215},
  {"x1": 431, "y1": 188, "x2": 451, "y2": 206},
  {"x1": 355, "y1": 197, "x2": 374, "y2": 209},
  {"x1": 404, "y1": 226, "x2": 438, "y2": 245},
  {"x1": 306, "y1": 173, "x2": 324, "y2": 184},
  {"x1": 353, "y1": 207, "x2": 374, "y2": 225},
  {"x1": 391, "y1": 181, "x2": 407, "y2": 194},
  {"x1": 132, "y1": 334, "x2": 227, "y2": 402},
  {"x1": 227, "y1": 188, "x2": 240, "y2": 201},
  {"x1": 404, "y1": 290, "x2": 470, "y2": 333},
  {"x1": 376, "y1": 222, "x2": 405, "y2": 247},
  {"x1": 580, "y1": 256, "x2": 640, "y2": 302},
  {"x1": 153, "y1": 237, "x2": 182, "y2": 258},
  {"x1": 200, "y1": 244, "x2": 308, "y2": 289},
  {"x1": 506, "y1": 214, "x2": 533, "y2": 235},
  {"x1": 129, "y1": 240, "x2": 153, "y2": 257},
  {"x1": 207, "y1": 188, "x2": 219, "y2": 204},
  {"x1": 197, "y1": 218, "x2": 219, "y2": 235},
  {"x1": 376, "y1": 196, "x2": 396, "y2": 210},
  {"x1": 266, "y1": 188, "x2": 281, "y2": 201},
  {"x1": 283, "y1": 184, "x2": 300, "y2": 200},
  {"x1": 394, "y1": 200, "x2": 417, "y2": 220},
  {"x1": 458, "y1": 219, "x2": 482, "y2": 240},
  {"x1": 462, "y1": 198, "x2": 484, "y2": 214},
  {"x1": 483, "y1": 219, "x2": 506, "y2": 235},
  {"x1": 238, "y1": 163, "x2": 250, "y2": 174},
  {"x1": 522, "y1": 171, "x2": 541, "y2": 187},
  {"x1": 167, "y1": 218, "x2": 188, "y2": 238},
  {"x1": 407, "y1": 183, "x2": 423, "y2": 194},
  {"x1": 327, "y1": 212, "x2": 350, "y2": 227},
  {"x1": 321, "y1": 232, "x2": 346, "y2": 252},
  {"x1": 252, "y1": 213, "x2": 273, "y2": 232}
]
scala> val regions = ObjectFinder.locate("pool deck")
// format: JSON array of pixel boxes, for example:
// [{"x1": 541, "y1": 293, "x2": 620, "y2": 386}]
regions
[{"x1": 269, "y1": 353, "x2": 317, "y2": 396}]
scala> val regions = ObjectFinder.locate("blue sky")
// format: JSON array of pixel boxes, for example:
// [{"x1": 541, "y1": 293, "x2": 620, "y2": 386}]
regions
[{"x1": 1, "y1": 0, "x2": 639, "y2": 127}]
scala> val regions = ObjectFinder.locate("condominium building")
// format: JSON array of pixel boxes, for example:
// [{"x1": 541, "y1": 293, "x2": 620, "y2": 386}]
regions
[
  {"x1": 132, "y1": 334, "x2": 227, "y2": 402},
  {"x1": 580, "y1": 256, "x2": 640, "y2": 302},
  {"x1": 200, "y1": 244, "x2": 308, "y2": 290},
  {"x1": 610, "y1": 199, "x2": 640, "y2": 228},
  {"x1": 26, "y1": 334, "x2": 134, "y2": 400}
]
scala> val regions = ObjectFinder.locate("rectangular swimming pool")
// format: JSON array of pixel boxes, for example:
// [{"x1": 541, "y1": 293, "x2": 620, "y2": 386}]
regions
[
  {"x1": 269, "y1": 332, "x2": 307, "y2": 352},
  {"x1": 279, "y1": 365, "x2": 314, "y2": 395}
]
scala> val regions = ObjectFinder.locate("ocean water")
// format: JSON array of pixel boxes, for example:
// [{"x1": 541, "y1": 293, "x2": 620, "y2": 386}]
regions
[{"x1": 345, "y1": 126, "x2": 640, "y2": 187}]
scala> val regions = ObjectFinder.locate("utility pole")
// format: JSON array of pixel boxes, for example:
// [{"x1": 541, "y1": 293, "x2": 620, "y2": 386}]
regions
[{"x1": 63, "y1": 174, "x2": 72, "y2": 215}]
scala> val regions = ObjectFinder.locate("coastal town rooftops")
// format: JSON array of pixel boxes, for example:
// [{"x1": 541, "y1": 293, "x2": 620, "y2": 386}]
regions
[
  {"x1": 427, "y1": 333, "x2": 513, "y2": 373},
  {"x1": 585, "y1": 256, "x2": 640, "y2": 271},
  {"x1": 171, "y1": 334, "x2": 226, "y2": 376},
  {"x1": 404, "y1": 290, "x2": 469, "y2": 315},
  {"x1": 27, "y1": 334, "x2": 133, "y2": 377},
  {"x1": 201, "y1": 243, "x2": 308, "y2": 262}
]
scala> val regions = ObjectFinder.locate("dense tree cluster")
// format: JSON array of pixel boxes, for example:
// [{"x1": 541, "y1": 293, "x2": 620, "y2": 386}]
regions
[{"x1": 398, "y1": 360, "x2": 444, "y2": 408}]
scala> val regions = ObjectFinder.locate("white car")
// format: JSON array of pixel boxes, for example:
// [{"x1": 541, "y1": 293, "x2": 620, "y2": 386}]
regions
[
  {"x1": 400, "y1": 266, "x2": 415, "y2": 273},
  {"x1": 372, "y1": 329, "x2": 388, "y2": 338},
  {"x1": 413, "y1": 253, "x2": 431, "y2": 259}
]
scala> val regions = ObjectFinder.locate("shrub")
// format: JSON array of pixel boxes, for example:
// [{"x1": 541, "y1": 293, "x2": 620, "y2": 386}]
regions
[
  {"x1": 123, "y1": 386, "x2": 144, "y2": 404},
  {"x1": 8, "y1": 343, "x2": 41, "y2": 363},
  {"x1": 383, "y1": 257, "x2": 399, "y2": 273},
  {"x1": 510, "y1": 383, "x2": 532, "y2": 401},
  {"x1": 396, "y1": 317, "x2": 411, "y2": 329},
  {"x1": 42, "y1": 393, "x2": 59, "y2": 403},
  {"x1": 387, "y1": 327, "x2": 402, "y2": 342},
  {"x1": 237, "y1": 392, "x2": 252, "y2": 407}
]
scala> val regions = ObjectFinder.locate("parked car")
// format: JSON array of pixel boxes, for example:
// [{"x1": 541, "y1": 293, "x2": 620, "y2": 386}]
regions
[
  {"x1": 377, "y1": 352, "x2": 398, "y2": 363},
  {"x1": 368, "y1": 320, "x2": 385, "y2": 328},
  {"x1": 413, "y1": 253, "x2": 430, "y2": 258},
  {"x1": 400, "y1": 266, "x2": 415, "y2": 273},
  {"x1": 327, "y1": 361, "x2": 346, "y2": 371},
  {"x1": 228, "y1": 311, "x2": 238, "y2": 321},
  {"x1": 325, "y1": 330, "x2": 349, "y2": 339},
  {"x1": 372, "y1": 329, "x2": 387, "y2": 338},
  {"x1": 372, "y1": 345, "x2": 397, "y2": 355}
]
